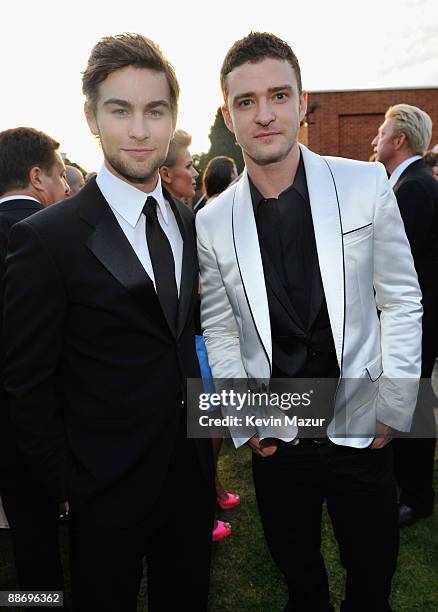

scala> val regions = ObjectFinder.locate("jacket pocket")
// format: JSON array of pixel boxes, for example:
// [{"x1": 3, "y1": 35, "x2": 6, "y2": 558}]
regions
[
  {"x1": 365, "y1": 354, "x2": 383, "y2": 382},
  {"x1": 343, "y1": 223, "x2": 373, "y2": 247}
]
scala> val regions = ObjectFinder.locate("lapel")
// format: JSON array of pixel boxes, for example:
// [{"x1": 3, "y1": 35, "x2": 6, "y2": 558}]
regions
[
  {"x1": 393, "y1": 158, "x2": 424, "y2": 193},
  {"x1": 232, "y1": 169, "x2": 272, "y2": 368},
  {"x1": 79, "y1": 180, "x2": 166, "y2": 328},
  {"x1": 300, "y1": 145, "x2": 344, "y2": 366},
  {"x1": 162, "y1": 188, "x2": 197, "y2": 339}
]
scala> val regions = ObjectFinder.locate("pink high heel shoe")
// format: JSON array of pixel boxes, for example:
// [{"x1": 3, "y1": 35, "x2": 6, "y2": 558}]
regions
[
  {"x1": 212, "y1": 520, "x2": 232, "y2": 541},
  {"x1": 217, "y1": 492, "x2": 240, "y2": 510}
]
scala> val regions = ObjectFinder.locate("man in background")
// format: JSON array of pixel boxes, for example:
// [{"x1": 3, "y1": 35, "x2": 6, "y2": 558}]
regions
[
  {"x1": 0, "y1": 126, "x2": 69, "y2": 590},
  {"x1": 65, "y1": 164, "x2": 85, "y2": 196},
  {"x1": 372, "y1": 103, "x2": 438, "y2": 527}
]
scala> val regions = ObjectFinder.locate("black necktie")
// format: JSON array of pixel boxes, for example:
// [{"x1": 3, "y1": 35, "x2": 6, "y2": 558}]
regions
[{"x1": 143, "y1": 196, "x2": 178, "y2": 332}]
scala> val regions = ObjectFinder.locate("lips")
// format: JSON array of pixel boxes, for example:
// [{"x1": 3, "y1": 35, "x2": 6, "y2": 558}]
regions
[
  {"x1": 255, "y1": 132, "x2": 280, "y2": 139},
  {"x1": 122, "y1": 148, "x2": 155, "y2": 158}
]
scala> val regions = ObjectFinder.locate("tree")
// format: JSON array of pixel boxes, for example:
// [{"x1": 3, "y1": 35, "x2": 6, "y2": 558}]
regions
[{"x1": 193, "y1": 108, "x2": 244, "y2": 179}]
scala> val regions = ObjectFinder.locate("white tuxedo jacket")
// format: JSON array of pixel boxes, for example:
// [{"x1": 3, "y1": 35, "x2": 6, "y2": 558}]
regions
[{"x1": 196, "y1": 145, "x2": 422, "y2": 448}]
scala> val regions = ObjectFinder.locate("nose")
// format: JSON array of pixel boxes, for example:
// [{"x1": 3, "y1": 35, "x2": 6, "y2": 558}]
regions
[
  {"x1": 129, "y1": 112, "x2": 150, "y2": 140},
  {"x1": 255, "y1": 98, "x2": 275, "y2": 126},
  {"x1": 64, "y1": 181, "x2": 71, "y2": 197},
  {"x1": 371, "y1": 134, "x2": 378, "y2": 147},
  {"x1": 192, "y1": 167, "x2": 199, "y2": 180}
]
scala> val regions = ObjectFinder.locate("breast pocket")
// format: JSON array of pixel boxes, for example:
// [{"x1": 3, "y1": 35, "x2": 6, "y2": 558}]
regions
[{"x1": 343, "y1": 223, "x2": 373, "y2": 247}]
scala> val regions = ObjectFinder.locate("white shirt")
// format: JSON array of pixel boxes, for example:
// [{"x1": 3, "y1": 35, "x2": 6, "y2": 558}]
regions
[
  {"x1": 96, "y1": 163, "x2": 183, "y2": 295},
  {"x1": 0, "y1": 195, "x2": 40, "y2": 205},
  {"x1": 389, "y1": 155, "x2": 422, "y2": 188}
]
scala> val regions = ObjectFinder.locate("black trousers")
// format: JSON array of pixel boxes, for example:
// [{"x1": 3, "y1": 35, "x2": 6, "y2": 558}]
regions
[
  {"x1": 392, "y1": 381, "x2": 436, "y2": 515},
  {"x1": 393, "y1": 364, "x2": 437, "y2": 516},
  {"x1": 392, "y1": 291, "x2": 437, "y2": 515},
  {"x1": 252, "y1": 441, "x2": 399, "y2": 612},
  {"x1": 1, "y1": 464, "x2": 64, "y2": 591},
  {"x1": 69, "y1": 438, "x2": 214, "y2": 612}
]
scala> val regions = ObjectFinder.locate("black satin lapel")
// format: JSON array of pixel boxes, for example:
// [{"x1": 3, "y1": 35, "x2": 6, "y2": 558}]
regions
[
  {"x1": 165, "y1": 193, "x2": 197, "y2": 338},
  {"x1": 260, "y1": 243, "x2": 305, "y2": 331},
  {"x1": 86, "y1": 204, "x2": 162, "y2": 317}
]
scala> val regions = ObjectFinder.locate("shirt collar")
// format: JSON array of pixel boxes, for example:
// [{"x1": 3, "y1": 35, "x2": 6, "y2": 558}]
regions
[
  {"x1": 389, "y1": 155, "x2": 422, "y2": 188},
  {"x1": 96, "y1": 162, "x2": 169, "y2": 227},
  {"x1": 0, "y1": 195, "x2": 41, "y2": 205},
  {"x1": 249, "y1": 152, "x2": 309, "y2": 213}
]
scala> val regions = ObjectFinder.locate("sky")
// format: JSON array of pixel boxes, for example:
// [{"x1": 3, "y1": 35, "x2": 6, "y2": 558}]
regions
[{"x1": 1, "y1": 0, "x2": 437, "y2": 171}]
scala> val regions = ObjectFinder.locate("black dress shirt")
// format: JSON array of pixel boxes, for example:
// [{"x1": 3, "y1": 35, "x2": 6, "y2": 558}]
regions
[
  {"x1": 249, "y1": 154, "x2": 339, "y2": 380},
  {"x1": 250, "y1": 154, "x2": 314, "y2": 329}
]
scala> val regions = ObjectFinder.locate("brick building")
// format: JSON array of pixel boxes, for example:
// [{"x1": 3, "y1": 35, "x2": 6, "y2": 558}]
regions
[{"x1": 299, "y1": 87, "x2": 438, "y2": 161}]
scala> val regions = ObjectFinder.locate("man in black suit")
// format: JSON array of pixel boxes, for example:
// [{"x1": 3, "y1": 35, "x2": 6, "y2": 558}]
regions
[
  {"x1": 0, "y1": 127, "x2": 70, "y2": 591},
  {"x1": 3, "y1": 34, "x2": 214, "y2": 612},
  {"x1": 372, "y1": 103, "x2": 438, "y2": 527}
]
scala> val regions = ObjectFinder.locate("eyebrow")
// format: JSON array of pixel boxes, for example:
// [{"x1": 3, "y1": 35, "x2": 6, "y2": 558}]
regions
[
  {"x1": 233, "y1": 85, "x2": 293, "y2": 104},
  {"x1": 102, "y1": 98, "x2": 171, "y2": 111}
]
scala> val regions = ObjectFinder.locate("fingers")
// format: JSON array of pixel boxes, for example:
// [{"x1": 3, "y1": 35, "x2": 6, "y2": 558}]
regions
[
  {"x1": 370, "y1": 436, "x2": 392, "y2": 449},
  {"x1": 259, "y1": 439, "x2": 278, "y2": 456}
]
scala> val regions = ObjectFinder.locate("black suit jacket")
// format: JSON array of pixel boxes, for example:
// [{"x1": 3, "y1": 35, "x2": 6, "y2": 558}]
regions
[
  {"x1": 0, "y1": 198, "x2": 43, "y2": 487},
  {"x1": 3, "y1": 180, "x2": 213, "y2": 527},
  {"x1": 393, "y1": 158, "x2": 438, "y2": 290},
  {"x1": 393, "y1": 158, "x2": 438, "y2": 376}
]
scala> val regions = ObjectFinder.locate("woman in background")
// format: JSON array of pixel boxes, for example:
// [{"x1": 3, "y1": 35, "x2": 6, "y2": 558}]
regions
[
  {"x1": 159, "y1": 129, "x2": 198, "y2": 204},
  {"x1": 194, "y1": 155, "x2": 238, "y2": 214},
  {"x1": 161, "y1": 136, "x2": 237, "y2": 541}
]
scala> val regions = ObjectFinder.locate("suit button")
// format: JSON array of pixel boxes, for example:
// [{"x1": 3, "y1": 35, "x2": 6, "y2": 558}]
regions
[{"x1": 310, "y1": 350, "x2": 318, "y2": 358}]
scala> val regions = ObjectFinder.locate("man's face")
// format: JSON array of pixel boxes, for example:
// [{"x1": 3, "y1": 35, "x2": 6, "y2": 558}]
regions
[
  {"x1": 66, "y1": 167, "x2": 85, "y2": 196},
  {"x1": 86, "y1": 66, "x2": 174, "y2": 188},
  {"x1": 371, "y1": 117, "x2": 400, "y2": 166},
  {"x1": 40, "y1": 152, "x2": 70, "y2": 205},
  {"x1": 221, "y1": 57, "x2": 307, "y2": 167}
]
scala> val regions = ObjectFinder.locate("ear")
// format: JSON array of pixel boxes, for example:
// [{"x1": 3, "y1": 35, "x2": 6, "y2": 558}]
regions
[
  {"x1": 221, "y1": 104, "x2": 235, "y2": 135},
  {"x1": 159, "y1": 165, "x2": 173, "y2": 185},
  {"x1": 28, "y1": 166, "x2": 45, "y2": 192},
  {"x1": 299, "y1": 90, "x2": 308, "y2": 124},
  {"x1": 394, "y1": 131, "x2": 407, "y2": 151},
  {"x1": 84, "y1": 102, "x2": 99, "y2": 136}
]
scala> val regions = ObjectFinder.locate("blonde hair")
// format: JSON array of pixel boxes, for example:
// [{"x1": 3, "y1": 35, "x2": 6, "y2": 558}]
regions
[
  {"x1": 385, "y1": 104, "x2": 432, "y2": 155},
  {"x1": 163, "y1": 129, "x2": 192, "y2": 167}
]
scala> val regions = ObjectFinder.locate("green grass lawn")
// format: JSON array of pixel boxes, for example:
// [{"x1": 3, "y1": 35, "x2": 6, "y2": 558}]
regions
[
  {"x1": 1, "y1": 442, "x2": 437, "y2": 611},
  {"x1": 209, "y1": 441, "x2": 438, "y2": 612}
]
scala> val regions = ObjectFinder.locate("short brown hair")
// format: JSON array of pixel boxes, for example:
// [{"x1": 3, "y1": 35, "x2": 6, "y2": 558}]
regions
[
  {"x1": 82, "y1": 32, "x2": 179, "y2": 123},
  {"x1": 0, "y1": 127, "x2": 60, "y2": 195},
  {"x1": 162, "y1": 129, "x2": 192, "y2": 167},
  {"x1": 424, "y1": 151, "x2": 438, "y2": 170},
  {"x1": 220, "y1": 32, "x2": 302, "y2": 100}
]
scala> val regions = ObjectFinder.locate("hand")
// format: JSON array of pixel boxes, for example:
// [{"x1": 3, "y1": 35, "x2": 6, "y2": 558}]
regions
[
  {"x1": 58, "y1": 500, "x2": 69, "y2": 522},
  {"x1": 247, "y1": 435, "x2": 278, "y2": 457},
  {"x1": 370, "y1": 421, "x2": 393, "y2": 449}
]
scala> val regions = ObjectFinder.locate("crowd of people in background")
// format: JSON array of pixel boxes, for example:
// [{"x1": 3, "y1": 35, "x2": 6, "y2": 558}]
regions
[{"x1": 0, "y1": 30, "x2": 437, "y2": 612}]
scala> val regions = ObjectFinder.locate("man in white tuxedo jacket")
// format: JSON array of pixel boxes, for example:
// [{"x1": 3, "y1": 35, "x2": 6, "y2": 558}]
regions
[{"x1": 196, "y1": 33, "x2": 422, "y2": 612}]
